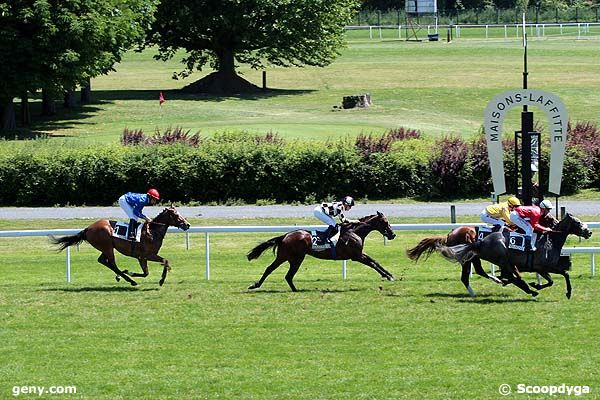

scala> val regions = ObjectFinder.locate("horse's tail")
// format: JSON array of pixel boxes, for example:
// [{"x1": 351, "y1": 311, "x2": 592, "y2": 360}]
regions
[
  {"x1": 247, "y1": 235, "x2": 285, "y2": 261},
  {"x1": 406, "y1": 236, "x2": 446, "y2": 262},
  {"x1": 49, "y1": 229, "x2": 87, "y2": 252},
  {"x1": 438, "y1": 241, "x2": 481, "y2": 264}
]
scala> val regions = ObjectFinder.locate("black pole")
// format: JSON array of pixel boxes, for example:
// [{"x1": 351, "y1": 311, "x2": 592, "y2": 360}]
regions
[{"x1": 521, "y1": 112, "x2": 534, "y2": 206}]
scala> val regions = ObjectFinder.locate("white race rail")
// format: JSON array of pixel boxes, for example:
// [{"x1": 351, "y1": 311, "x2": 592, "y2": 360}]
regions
[{"x1": 1, "y1": 222, "x2": 599, "y2": 282}]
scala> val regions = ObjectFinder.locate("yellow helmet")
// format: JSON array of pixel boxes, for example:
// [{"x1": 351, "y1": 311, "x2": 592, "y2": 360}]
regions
[{"x1": 507, "y1": 196, "x2": 521, "y2": 207}]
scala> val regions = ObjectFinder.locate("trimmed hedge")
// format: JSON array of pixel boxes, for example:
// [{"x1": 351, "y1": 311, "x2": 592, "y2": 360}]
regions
[{"x1": 0, "y1": 123, "x2": 597, "y2": 206}]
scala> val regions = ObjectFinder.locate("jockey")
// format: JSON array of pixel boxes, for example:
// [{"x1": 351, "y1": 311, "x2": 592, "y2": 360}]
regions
[
  {"x1": 480, "y1": 196, "x2": 520, "y2": 232},
  {"x1": 118, "y1": 188, "x2": 160, "y2": 240},
  {"x1": 313, "y1": 196, "x2": 355, "y2": 240},
  {"x1": 508, "y1": 199, "x2": 554, "y2": 251}
]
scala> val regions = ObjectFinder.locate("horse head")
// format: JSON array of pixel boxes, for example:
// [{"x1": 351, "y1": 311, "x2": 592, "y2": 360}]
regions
[
  {"x1": 154, "y1": 206, "x2": 191, "y2": 231},
  {"x1": 368, "y1": 211, "x2": 396, "y2": 240},
  {"x1": 556, "y1": 213, "x2": 592, "y2": 239}
]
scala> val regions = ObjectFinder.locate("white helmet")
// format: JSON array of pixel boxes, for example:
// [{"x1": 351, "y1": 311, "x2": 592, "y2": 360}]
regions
[
  {"x1": 342, "y1": 196, "x2": 355, "y2": 206},
  {"x1": 539, "y1": 199, "x2": 553, "y2": 210}
]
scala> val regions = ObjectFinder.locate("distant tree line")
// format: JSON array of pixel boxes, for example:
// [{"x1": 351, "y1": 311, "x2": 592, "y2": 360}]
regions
[{"x1": 361, "y1": 0, "x2": 600, "y2": 11}]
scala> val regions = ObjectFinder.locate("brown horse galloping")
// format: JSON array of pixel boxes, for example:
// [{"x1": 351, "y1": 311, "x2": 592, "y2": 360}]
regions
[
  {"x1": 247, "y1": 212, "x2": 396, "y2": 292},
  {"x1": 407, "y1": 226, "x2": 502, "y2": 296},
  {"x1": 50, "y1": 207, "x2": 190, "y2": 286}
]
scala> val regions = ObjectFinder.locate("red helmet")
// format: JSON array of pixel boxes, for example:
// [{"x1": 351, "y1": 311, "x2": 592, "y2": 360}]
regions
[{"x1": 147, "y1": 188, "x2": 160, "y2": 200}]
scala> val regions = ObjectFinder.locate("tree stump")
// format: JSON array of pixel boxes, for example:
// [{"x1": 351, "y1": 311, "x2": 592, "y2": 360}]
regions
[{"x1": 342, "y1": 94, "x2": 371, "y2": 109}]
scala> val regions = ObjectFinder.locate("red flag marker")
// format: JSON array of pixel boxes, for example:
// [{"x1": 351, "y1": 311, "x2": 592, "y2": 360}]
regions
[{"x1": 159, "y1": 91, "x2": 165, "y2": 105}]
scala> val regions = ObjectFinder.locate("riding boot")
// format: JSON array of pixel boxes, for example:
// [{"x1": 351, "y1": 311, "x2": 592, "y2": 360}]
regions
[
  {"x1": 326, "y1": 225, "x2": 338, "y2": 240},
  {"x1": 127, "y1": 219, "x2": 137, "y2": 241}
]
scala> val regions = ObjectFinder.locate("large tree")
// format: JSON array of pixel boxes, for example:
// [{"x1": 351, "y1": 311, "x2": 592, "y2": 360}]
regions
[
  {"x1": 149, "y1": 0, "x2": 360, "y2": 94},
  {"x1": 0, "y1": 0, "x2": 156, "y2": 131}
]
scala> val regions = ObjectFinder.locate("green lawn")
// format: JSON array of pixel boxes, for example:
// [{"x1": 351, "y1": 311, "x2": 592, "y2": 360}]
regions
[
  {"x1": 1, "y1": 216, "x2": 599, "y2": 399},
  {"x1": 26, "y1": 36, "x2": 600, "y2": 144}
]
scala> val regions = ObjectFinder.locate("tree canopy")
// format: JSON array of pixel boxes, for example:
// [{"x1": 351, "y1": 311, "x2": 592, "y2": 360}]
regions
[
  {"x1": 148, "y1": 0, "x2": 360, "y2": 93},
  {"x1": 0, "y1": 0, "x2": 156, "y2": 131}
]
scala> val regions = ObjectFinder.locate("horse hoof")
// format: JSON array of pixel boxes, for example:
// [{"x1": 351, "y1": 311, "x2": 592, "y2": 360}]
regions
[
  {"x1": 531, "y1": 291, "x2": 539, "y2": 297},
  {"x1": 159, "y1": 279, "x2": 165, "y2": 286},
  {"x1": 566, "y1": 292, "x2": 572, "y2": 299},
  {"x1": 123, "y1": 270, "x2": 129, "y2": 275},
  {"x1": 115, "y1": 275, "x2": 120, "y2": 282},
  {"x1": 248, "y1": 283, "x2": 258, "y2": 290},
  {"x1": 131, "y1": 281, "x2": 138, "y2": 286},
  {"x1": 387, "y1": 276, "x2": 395, "y2": 282}
]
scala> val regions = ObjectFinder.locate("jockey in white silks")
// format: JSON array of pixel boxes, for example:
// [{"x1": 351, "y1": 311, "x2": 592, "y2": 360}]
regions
[{"x1": 313, "y1": 196, "x2": 355, "y2": 240}]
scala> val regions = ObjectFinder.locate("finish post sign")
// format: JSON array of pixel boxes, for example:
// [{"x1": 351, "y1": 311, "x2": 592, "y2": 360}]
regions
[{"x1": 484, "y1": 89, "x2": 568, "y2": 195}]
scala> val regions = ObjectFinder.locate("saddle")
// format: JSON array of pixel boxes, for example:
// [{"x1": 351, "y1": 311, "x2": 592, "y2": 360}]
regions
[
  {"x1": 311, "y1": 228, "x2": 341, "y2": 250},
  {"x1": 110, "y1": 220, "x2": 142, "y2": 242}
]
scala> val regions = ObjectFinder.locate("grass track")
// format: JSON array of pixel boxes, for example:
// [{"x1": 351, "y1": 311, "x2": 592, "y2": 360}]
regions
[
  {"x1": 23, "y1": 36, "x2": 600, "y2": 144},
  {"x1": 1, "y1": 217, "x2": 599, "y2": 398}
]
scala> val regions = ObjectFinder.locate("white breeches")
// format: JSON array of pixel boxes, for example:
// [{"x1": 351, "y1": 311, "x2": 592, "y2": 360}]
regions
[
  {"x1": 509, "y1": 212, "x2": 534, "y2": 237},
  {"x1": 119, "y1": 195, "x2": 138, "y2": 220},
  {"x1": 480, "y1": 210, "x2": 506, "y2": 227},
  {"x1": 313, "y1": 206, "x2": 336, "y2": 228}
]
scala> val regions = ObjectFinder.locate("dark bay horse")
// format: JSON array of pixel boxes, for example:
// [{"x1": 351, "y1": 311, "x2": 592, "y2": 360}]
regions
[
  {"x1": 406, "y1": 226, "x2": 502, "y2": 296},
  {"x1": 247, "y1": 212, "x2": 396, "y2": 291},
  {"x1": 50, "y1": 207, "x2": 190, "y2": 286},
  {"x1": 438, "y1": 213, "x2": 592, "y2": 298}
]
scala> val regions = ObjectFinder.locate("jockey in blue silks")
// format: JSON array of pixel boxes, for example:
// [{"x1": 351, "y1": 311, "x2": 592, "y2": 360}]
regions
[
  {"x1": 118, "y1": 188, "x2": 160, "y2": 240},
  {"x1": 313, "y1": 196, "x2": 355, "y2": 241}
]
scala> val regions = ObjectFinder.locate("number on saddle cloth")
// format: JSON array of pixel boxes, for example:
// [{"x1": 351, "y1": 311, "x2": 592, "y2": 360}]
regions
[
  {"x1": 476, "y1": 226, "x2": 493, "y2": 241},
  {"x1": 110, "y1": 220, "x2": 142, "y2": 242}
]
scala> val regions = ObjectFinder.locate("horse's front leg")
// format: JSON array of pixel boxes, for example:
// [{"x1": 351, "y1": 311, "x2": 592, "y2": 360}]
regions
[
  {"x1": 351, "y1": 253, "x2": 394, "y2": 281},
  {"x1": 146, "y1": 253, "x2": 171, "y2": 286},
  {"x1": 124, "y1": 258, "x2": 150, "y2": 278},
  {"x1": 559, "y1": 270, "x2": 573, "y2": 299}
]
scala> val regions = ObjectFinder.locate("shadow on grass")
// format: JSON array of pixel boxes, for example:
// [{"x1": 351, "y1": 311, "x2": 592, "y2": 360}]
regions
[
  {"x1": 425, "y1": 292, "x2": 546, "y2": 303},
  {"x1": 41, "y1": 286, "x2": 159, "y2": 293},
  {"x1": 241, "y1": 286, "x2": 368, "y2": 294},
  {"x1": 92, "y1": 88, "x2": 315, "y2": 103}
]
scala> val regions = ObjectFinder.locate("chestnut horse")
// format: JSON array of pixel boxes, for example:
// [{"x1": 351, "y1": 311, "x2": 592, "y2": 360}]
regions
[
  {"x1": 247, "y1": 212, "x2": 396, "y2": 291},
  {"x1": 50, "y1": 206, "x2": 190, "y2": 286},
  {"x1": 407, "y1": 226, "x2": 502, "y2": 296}
]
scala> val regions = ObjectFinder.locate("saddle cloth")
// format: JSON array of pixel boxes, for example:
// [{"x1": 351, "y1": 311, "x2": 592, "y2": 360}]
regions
[
  {"x1": 311, "y1": 229, "x2": 341, "y2": 250},
  {"x1": 505, "y1": 231, "x2": 527, "y2": 252},
  {"x1": 110, "y1": 220, "x2": 142, "y2": 242}
]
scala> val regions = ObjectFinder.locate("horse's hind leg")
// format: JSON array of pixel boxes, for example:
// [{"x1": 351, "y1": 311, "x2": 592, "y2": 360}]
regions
[
  {"x1": 284, "y1": 255, "x2": 306, "y2": 292},
  {"x1": 460, "y1": 262, "x2": 476, "y2": 297},
  {"x1": 98, "y1": 251, "x2": 138, "y2": 286},
  {"x1": 248, "y1": 255, "x2": 286, "y2": 290},
  {"x1": 529, "y1": 271, "x2": 553, "y2": 291},
  {"x1": 472, "y1": 257, "x2": 502, "y2": 285},
  {"x1": 124, "y1": 259, "x2": 150, "y2": 278}
]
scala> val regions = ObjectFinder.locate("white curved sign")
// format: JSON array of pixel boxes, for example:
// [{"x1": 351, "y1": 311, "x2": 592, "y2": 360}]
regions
[{"x1": 484, "y1": 89, "x2": 568, "y2": 195}]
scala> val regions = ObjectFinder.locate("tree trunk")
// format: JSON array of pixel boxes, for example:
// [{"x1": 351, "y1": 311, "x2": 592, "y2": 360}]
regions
[
  {"x1": 217, "y1": 48, "x2": 236, "y2": 74},
  {"x1": 181, "y1": 47, "x2": 260, "y2": 94},
  {"x1": 64, "y1": 90, "x2": 77, "y2": 108},
  {"x1": 42, "y1": 90, "x2": 57, "y2": 116},
  {"x1": 20, "y1": 93, "x2": 31, "y2": 126},
  {"x1": 81, "y1": 79, "x2": 92, "y2": 104},
  {"x1": 0, "y1": 99, "x2": 17, "y2": 131}
]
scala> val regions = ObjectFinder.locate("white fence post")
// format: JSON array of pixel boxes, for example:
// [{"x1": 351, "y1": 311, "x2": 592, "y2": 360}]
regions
[
  {"x1": 342, "y1": 260, "x2": 347, "y2": 280},
  {"x1": 205, "y1": 232, "x2": 210, "y2": 280}
]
